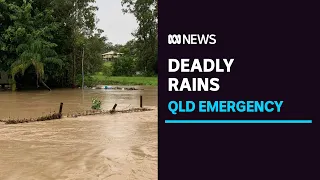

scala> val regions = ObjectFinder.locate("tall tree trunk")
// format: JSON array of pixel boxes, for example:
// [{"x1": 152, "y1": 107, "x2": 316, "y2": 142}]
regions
[
  {"x1": 73, "y1": 47, "x2": 76, "y2": 85},
  {"x1": 11, "y1": 78, "x2": 16, "y2": 91},
  {"x1": 36, "y1": 72, "x2": 39, "y2": 88},
  {"x1": 81, "y1": 47, "x2": 85, "y2": 89}
]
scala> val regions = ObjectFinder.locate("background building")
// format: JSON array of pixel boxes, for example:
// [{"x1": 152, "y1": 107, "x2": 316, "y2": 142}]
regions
[{"x1": 102, "y1": 51, "x2": 123, "y2": 61}]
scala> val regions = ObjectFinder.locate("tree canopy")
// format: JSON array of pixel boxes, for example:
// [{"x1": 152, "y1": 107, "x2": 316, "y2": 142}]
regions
[
  {"x1": 121, "y1": 0, "x2": 158, "y2": 76},
  {"x1": 0, "y1": 0, "x2": 158, "y2": 90},
  {"x1": 0, "y1": 0, "x2": 107, "y2": 89}
]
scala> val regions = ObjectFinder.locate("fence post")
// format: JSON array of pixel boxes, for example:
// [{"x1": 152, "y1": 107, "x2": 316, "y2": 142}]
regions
[
  {"x1": 140, "y1": 95, "x2": 143, "y2": 108},
  {"x1": 59, "y1": 102, "x2": 64, "y2": 114},
  {"x1": 112, "y1": 104, "x2": 117, "y2": 111}
]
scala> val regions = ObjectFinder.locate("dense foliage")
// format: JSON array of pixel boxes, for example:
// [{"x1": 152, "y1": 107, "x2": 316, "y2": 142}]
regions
[
  {"x1": 121, "y1": 0, "x2": 158, "y2": 76},
  {"x1": 91, "y1": 97, "x2": 101, "y2": 110},
  {"x1": 0, "y1": 0, "x2": 107, "y2": 89},
  {"x1": 0, "y1": 0, "x2": 158, "y2": 90}
]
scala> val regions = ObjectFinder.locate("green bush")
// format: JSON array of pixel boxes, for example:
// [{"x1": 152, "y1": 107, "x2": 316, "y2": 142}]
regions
[
  {"x1": 112, "y1": 56, "x2": 135, "y2": 76},
  {"x1": 91, "y1": 97, "x2": 102, "y2": 110},
  {"x1": 102, "y1": 64, "x2": 113, "y2": 76}
]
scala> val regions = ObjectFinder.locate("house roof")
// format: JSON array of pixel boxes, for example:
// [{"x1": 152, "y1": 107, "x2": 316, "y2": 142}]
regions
[{"x1": 102, "y1": 51, "x2": 123, "y2": 55}]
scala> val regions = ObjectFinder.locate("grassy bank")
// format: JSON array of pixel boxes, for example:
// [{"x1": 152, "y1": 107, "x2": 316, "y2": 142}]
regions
[
  {"x1": 94, "y1": 76, "x2": 158, "y2": 86},
  {"x1": 76, "y1": 61, "x2": 158, "y2": 86},
  {"x1": 81, "y1": 75, "x2": 158, "y2": 86}
]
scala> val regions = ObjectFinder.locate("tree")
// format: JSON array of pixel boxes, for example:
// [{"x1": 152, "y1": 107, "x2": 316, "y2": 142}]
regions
[
  {"x1": 3, "y1": 0, "x2": 61, "y2": 90},
  {"x1": 0, "y1": 0, "x2": 8, "y2": 71},
  {"x1": 112, "y1": 56, "x2": 135, "y2": 76},
  {"x1": 0, "y1": 0, "x2": 19, "y2": 72},
  {"x1": 0, "y1": 0, "x2": 112, "y2": 90},
  {"x1": 82, "y1": 30, "x2": 107, "y2": 74},
  {"x1": 34, "y1": 0, "x2": 101, "y2": 85},
  {"x1": 66, "y1": 0, "x2": 98, "y2": 85},
  {"x1": 12, "y1": 39, "x2": 62, "y2": 90},
  {"x1": 121, "y1": 0, "x2": 158, "y2": 76}
]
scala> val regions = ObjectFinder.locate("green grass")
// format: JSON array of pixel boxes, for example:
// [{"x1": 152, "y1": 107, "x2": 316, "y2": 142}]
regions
[
  {"x1": 85, "y1": 62, "x2": 157, "y2": 86},
  {"x1": 103, "y1": 61, "x2": 113, "y2": 67},
  {"x1": 90, "y1": 75, "x2": 158, "y2": 86}
]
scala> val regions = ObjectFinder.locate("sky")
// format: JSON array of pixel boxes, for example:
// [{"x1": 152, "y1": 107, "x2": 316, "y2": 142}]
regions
[{"x1": 95, "y1": 0, "x2": 138, "y2": 45}]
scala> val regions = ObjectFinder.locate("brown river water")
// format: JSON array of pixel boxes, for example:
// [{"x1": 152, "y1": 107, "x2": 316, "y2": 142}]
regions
[{"x1": 0, "y1": 86, "x2": 158, "y2": 180}]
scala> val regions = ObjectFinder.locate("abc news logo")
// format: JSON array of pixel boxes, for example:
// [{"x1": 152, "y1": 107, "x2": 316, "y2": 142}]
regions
[{"x1": 168, "y1": 34, "x2": 216, "y2": 45}]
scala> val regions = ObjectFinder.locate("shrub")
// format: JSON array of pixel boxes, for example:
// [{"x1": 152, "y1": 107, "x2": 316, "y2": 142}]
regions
[
  {"x1": 102, "y1": 64, "x2": 113, "y2": 76},
  {"x1": 112, "y1": 56, "x2": 135, "y2": 76},
  {"x1": 91, "y1": 97, "x2": 102, "y2": 110}
]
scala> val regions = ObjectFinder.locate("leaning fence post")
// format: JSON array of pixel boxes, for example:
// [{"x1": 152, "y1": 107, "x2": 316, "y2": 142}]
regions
[
  {"x1": 59, "y1": 102, "x2": 64, "y2": 114},
  {"x1": 140, "y1": 95, "x2": 143, "y2": 108},
  {"x1": 112, "y1": 104, "x2": 117, "y2": 111}
]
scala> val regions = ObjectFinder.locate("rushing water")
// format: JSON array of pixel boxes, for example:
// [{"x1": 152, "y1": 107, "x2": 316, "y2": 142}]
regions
[
  {"x1": 0, "y1": 86, "x2": 158, "y2": 180},
  {"x1": 0, "y1": 86, "x2": 157, "y2": 120}
]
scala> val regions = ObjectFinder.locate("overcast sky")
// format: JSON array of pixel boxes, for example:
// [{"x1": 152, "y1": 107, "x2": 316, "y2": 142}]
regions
[{"x1": 95, "y1": 0, "x2": 138, "y2": 45}]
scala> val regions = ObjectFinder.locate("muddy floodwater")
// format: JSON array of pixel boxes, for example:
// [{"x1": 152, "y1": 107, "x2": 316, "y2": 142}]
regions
[
  {"x1": 0, "y1": 86, "x2": 158, "y2": 180},
  {"x1": 0, "y1": 86, "x2": 157, "y2": 120}
]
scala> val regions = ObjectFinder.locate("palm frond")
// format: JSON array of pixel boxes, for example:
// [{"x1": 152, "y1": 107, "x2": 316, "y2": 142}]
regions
[
  {"x1": 20, "y1": 51, "x2": 35, "y2": 63},
  {"x1": 41, "y1": 48, "x2": 58, "y2": 57},
  {"x1": 30, "y1": 39, "x2": 43, "y2": 53},
  {"x1": 16, "y1": 43, "x2": 29, "y2": 54},
  {"x1": 11, "y1": 61, "x2": 31, "y2": 77},
  {"x1": 32, "y1": 60, "x2": 44, "y2": 77},
  {"x1": 43, "y1": 57, "x2": 63, "y2": 67}
]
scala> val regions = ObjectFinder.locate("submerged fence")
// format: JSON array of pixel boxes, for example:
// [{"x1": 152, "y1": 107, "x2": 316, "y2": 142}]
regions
[{"x1": 0, "y1": 95, "x2": 156, "y2": 124}]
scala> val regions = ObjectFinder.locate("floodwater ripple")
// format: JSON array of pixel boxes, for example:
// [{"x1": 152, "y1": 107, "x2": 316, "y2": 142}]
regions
[
  {"x1": 0, "y1": 110, "x2": 158, "y2": 180},
  {"x1": 0, "y1": 86, "x2": 157, "y2": 120},
  {"x1": 0, "y1": 86, "x2": 158, "y2": 180}
]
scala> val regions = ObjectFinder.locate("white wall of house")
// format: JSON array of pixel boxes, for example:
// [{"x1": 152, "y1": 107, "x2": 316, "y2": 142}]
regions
[
  {"x1": 0, "y1": 71, "x2": 9, "y2": 84},
  {"x1": 102, "y1": 51, "x2": 123, "y2": 61}
]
